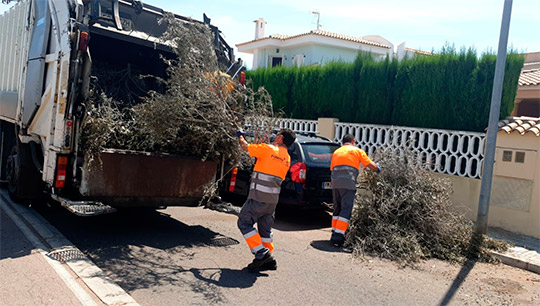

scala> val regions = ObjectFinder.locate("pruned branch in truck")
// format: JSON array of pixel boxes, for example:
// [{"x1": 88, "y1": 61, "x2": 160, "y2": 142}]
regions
[{"x1": 80, "y1": 14, "x2": 276, "y2": 167}]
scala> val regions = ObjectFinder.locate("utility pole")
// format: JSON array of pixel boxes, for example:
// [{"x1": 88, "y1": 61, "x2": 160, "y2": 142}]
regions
[
  {"x1": 312, "y1": 10, "x2": 321, "y2": 30},
  {"x1": 476, "y1": 0, "x2": 513, "y2": 234}
]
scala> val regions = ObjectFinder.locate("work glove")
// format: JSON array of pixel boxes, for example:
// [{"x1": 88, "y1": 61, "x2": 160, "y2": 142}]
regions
[
  {"x1": 236, "y1": 130, "x2": 246, "y2": 138},
  {"x1": 376, "y1": 163, "x2": 381, "y2": 173}
]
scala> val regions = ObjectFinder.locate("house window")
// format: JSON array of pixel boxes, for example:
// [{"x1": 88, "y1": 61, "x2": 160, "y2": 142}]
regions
[
  {"x1": 515, "y1": 151, "x2": 525, "y2": 163},
  {"x1": 502, "y1": 150, "x2": 512, "y2": 162},
  {"x1": 271, "y1": 57, "x2": 283, "y2": 67}
]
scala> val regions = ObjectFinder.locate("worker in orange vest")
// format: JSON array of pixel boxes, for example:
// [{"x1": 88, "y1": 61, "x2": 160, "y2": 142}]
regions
[
  {"x1": 330, "y1": 134, "x2": 380, "y2": 247},
  {"x1": 237, "y1": 128, "x2": 296, "y2": 271}
]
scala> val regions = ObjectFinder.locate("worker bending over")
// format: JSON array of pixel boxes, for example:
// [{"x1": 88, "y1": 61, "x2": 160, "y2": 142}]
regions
[
  {"x1": 330, "y1": 134, "x2": 380, "y2": 247},
  {"x1": 237, "y1": 129, "x2": 296, "y2": 271}
]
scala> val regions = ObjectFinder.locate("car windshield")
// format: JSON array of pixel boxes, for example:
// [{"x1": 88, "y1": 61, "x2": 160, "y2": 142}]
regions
[{"x1": 301, "y1": 143, "x2": 339, "y2": 166}]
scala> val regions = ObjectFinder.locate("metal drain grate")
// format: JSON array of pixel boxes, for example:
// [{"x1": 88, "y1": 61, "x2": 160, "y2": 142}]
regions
[
  {"x1": 47, "y1": 247, "x2": 87, "y2": 263},
  {"x1": 208, "y1": 237, "x2": 239, "y2": 247}
]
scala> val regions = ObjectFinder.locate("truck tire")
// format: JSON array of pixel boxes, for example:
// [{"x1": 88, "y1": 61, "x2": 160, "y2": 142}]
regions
[
  {"x1": 6, "y1": 147, "x2": 22, "y2": 202},
  {"x1": 6, "y1": 142, "x2": 44, "y2": 202},
  {"x1": 0, "y1": 121, "x2": 16, "y2": 182}
]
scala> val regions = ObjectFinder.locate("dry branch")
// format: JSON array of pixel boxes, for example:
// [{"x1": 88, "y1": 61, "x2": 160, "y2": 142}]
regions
[
  {"x1": 79, "y1": 15, "x2": 278, "y2": 202},
  {"x1": 347, "y1": 148, "x2": 508, "y2": 266}
]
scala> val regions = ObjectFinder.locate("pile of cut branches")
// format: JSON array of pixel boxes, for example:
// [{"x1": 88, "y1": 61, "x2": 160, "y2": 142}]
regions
[
  {"x1": 80, "y1": 14, "x2": 276, "y2": 166},
  {"x1": 347, "y1": 149, "x2": 508, "y2": 266}
]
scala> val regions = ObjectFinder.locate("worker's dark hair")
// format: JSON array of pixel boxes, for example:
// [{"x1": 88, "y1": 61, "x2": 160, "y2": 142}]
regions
[
  {"x1": 341, "y1": 134, "x2": 355, "y2": 144},
  {"x1": 278, "y1": 128, "x2": 296, "y2": 147}
]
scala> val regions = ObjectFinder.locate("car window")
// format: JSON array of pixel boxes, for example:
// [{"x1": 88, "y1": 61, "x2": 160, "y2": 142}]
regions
[{"x1": 301, "y1": 143, "x2": 339, "y2": 166}]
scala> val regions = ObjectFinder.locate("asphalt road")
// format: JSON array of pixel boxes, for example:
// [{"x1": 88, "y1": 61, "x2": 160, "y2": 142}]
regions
[{"x1": 26, "y1": 199, "x2": 539, "y2": 306}]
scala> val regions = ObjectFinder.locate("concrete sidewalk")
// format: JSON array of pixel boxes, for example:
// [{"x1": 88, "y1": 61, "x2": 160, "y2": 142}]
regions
[
  {"x1": 0, "y1": 190, "x2": 139, "y2": 306},
  {"x1": 488, "y1": 227, "x2": 540, "y2": 274},
  {"x1": 0, "y1": 204, "x2": 100, "y2": 306}
]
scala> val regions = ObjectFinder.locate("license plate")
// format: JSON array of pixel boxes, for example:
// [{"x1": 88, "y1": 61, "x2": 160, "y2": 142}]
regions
[{"x1": 322, "y1": 181, "x2": 332, "y2": 189}]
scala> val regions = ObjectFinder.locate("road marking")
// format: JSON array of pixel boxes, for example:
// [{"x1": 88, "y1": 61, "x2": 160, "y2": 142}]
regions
[{"x1": 1, "y1": 190, "x2": 140, "y2": 306}]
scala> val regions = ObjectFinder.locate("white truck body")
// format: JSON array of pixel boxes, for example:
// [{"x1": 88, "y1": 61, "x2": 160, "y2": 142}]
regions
[
  {"x1": 1, "y1": 0, "x2": 75, "y2": 187},
  {"x1": 0, "y1": 0, "x2": 235, "y2": 214}
]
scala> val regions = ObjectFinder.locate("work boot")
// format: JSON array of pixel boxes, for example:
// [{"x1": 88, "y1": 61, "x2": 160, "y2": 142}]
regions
[
  {"x1": 260, "y1": 257, "x2": 277, "y2": 271},
  {"x1": 330, "y1": 238, "x2": 344, "y2": 247},
  {"x1": 331, "y1": 232, "x2": 345, "y2": 247},
  {"x1": 247, "y1": 252, "x2": 274, "y2": 272}
]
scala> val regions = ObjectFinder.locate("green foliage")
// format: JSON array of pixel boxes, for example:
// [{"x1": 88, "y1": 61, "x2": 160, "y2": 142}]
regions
[
  {"x1": 354, "y1": 55, "x2": 398, "y2": 125},
  {"x1": 246, "y1": 48, "x2": 524, "y2": 132}
]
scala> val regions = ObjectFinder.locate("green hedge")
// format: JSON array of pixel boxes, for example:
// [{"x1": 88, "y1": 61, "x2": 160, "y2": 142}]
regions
[{"x1": 246, "y1": 48, "x2": 524, "y2": 132}]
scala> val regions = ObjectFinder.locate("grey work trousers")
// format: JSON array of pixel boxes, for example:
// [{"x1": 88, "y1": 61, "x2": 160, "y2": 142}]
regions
[
  {"x1": 237, "y1": 198, "x2": 277, "y2": 259},
  {"x1": 331, "y1": 188, "x2": 356, "y2": 242}
]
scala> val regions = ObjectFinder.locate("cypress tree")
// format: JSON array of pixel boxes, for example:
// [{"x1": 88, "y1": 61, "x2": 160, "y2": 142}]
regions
[{"x1": 246, "y1": 48, "x2": 524, "y2": 132}]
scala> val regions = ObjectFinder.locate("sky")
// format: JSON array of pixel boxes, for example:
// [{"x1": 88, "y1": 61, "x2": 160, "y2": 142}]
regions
[{"x1": 1, "y1": 0, "x2": 539, "y2": 69}]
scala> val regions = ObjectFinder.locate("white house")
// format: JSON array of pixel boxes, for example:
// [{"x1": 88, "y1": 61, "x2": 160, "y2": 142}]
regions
[
  {"x1": 512, "y1": 52, "x2": 540, "y2": 118},
  {"x1": 237, "y1": 18, "x2": 426, "y2": 70}
]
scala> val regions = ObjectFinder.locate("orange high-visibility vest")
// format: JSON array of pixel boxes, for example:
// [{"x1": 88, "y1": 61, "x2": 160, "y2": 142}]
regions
[
  {"x1": 330, "y1": 144, "x2": 372, "y2": 170},
  {"x1": 248, "y1": 144, "x2": 290, "y2": 180}
]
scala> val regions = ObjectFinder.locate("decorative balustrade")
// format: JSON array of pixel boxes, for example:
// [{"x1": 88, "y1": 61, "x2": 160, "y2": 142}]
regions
[
  {"x1": 244, "y1": 117, "x2": 318, "y2": 133},
  {"x1": 243, "y1": 117, "x2": 484, "y2": 179},
  {"x1": 275, "y1": 118, "x2": 318, "y2": 133},
  {"x1": 334, "y1": 122, "x2": 486, "y2": 179}
]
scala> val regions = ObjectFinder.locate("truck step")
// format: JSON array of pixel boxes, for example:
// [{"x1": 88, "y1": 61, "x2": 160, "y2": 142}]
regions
[{"x1": 51, "y1": 195, "x2": 117, "y2": 216}]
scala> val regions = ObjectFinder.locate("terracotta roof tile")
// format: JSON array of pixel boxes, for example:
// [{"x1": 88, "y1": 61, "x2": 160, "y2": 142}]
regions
[
  {"x1": 519, "y1": 68, "x2": 540, "y2": 86},
  {"x1": 405, "y1": 47, "x2": 433, "y2": 55},
  {"x1": 268, "y1": 34, "x2": 289, "y2": 39},
  {"x1": 498, "y1": 116, "x2": 540, "y2": 136},
  {"x1": 524, "y1": 61, "x2": 540, "y2": 67},
  {"x1": 238, "y1": 30, "x2": 391, "y2": 49}
]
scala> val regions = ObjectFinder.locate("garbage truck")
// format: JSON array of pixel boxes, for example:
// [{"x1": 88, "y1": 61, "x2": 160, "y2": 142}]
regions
[{"x1": 0, "y1": 0, "x2": 238, "y2": 215}]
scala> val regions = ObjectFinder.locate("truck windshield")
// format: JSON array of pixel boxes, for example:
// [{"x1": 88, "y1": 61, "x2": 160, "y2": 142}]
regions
[{"x1": 301, "y1": 144, "x2": 339, "y2": 166}]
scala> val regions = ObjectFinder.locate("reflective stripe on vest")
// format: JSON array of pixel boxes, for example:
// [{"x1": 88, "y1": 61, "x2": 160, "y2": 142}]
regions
[
  {"x1": 332, "y1": 165, "x2": 358, "y2": 180},
  {"x1": 248, "y1": 171, "x2": 283, "y2": 204},
  {"x1": 331, "y1": 165, "x2": 359, "y2": 190},
  {"x1": 250, "y1": 183, "x2": 280, "y2": 194}
]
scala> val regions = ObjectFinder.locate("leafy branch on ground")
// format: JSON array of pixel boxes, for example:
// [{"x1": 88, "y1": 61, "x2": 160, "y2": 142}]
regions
[{"x1": 346, "y1": 148, "x2": 508, "y2": 266}]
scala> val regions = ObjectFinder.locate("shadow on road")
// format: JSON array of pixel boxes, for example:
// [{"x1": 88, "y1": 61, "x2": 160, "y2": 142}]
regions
[
  {"x1": 273, "y1": 206, "x2": 332, "y2": 231},
  {"x1": 439, "y1": 233, "x2": 484, "y2": 306},
  {"x1": 35, "y1": 202, "x2": 239, "y2": 250},
  {"x1": 439, "y1": 259, "x2": 477, "y2": 306},
  {"x1": 310, "y1": 240, "x2": 352, "y2": 253},
  {"x1": 189, "y1": 267, "x2": 267, "y2": 289},
  {"x1": 30, "y1": 201, "x2": 244, "y2": 299},
  {"x1": 0, "y1": 205, "x2": 33, "y2": 260},
  {"x1": 226, "y1": 195, "x2": 332, "y2": 231},
  {"x1": 25, "y1": 197, "x2": 328, "y2": 303}
]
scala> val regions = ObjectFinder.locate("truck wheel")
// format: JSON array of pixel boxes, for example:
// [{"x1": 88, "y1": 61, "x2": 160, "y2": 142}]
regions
[
  {"x1": 1, "y1": 121, "x2": 17, "y2": 182},
  {"x1": 6, "y1": 147, "x2": 22, "y2": 202},
  {"x1": 6, "y1": 143, "x2": 44, "y2": 202}
]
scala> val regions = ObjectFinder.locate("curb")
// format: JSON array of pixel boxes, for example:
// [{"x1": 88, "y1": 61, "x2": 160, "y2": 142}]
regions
[
  {"x1": 1, "y1": 191, "x2": 140, "y2": 306},
  {"x1": 492, "y1": 251, "x2": 540, "y2": 275}
]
